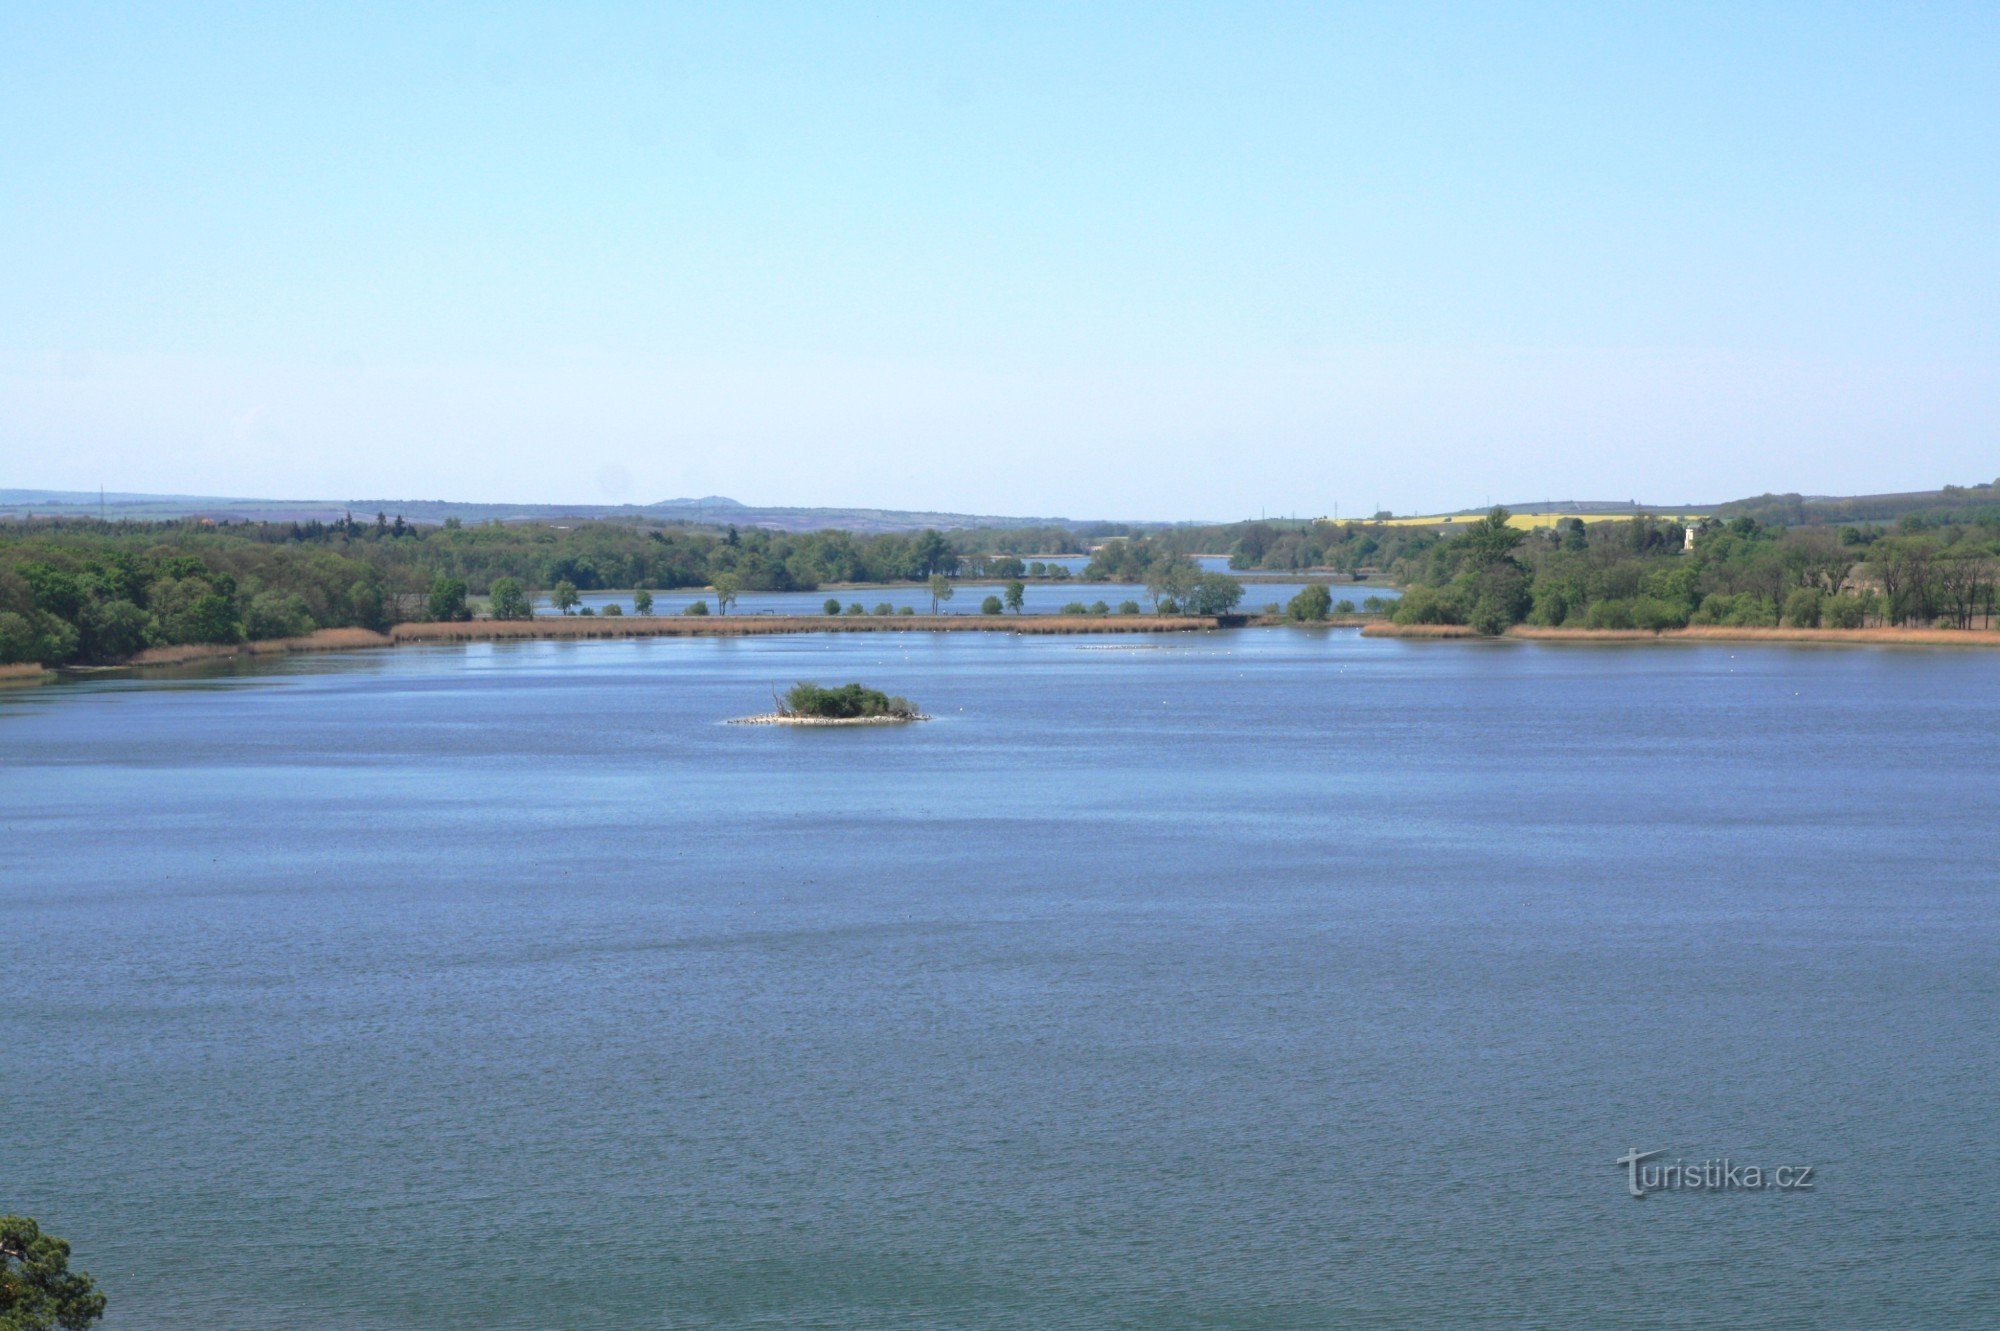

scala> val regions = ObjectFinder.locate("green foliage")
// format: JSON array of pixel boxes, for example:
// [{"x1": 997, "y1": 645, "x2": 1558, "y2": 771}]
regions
[
  {"x1": 1117, "y1": 600, "x2": 1141, "y2": 615},
  {"x1": 824, "y1": 598, "x2": 842, "y2": 615},
  {"x1": 426, "y1": 575, "x2": 470, "y2": 622},
  {"x1": 980, "y1": 595, "x2": 1003, "y2": 614},
  {"x1": 1334, "y1": 599, "x2": 1356, "y2": 614},
  {"x1": 681, "y1": 599, "x2": 709, "y2": 616},
  {"x1": 1386, "y1": 507, "x2": 2000, "y2": 634},
  {"x1": 600, "y1": 603, "x2": 623, "y2": 616},
  {"x1": 709, "y1": 572, "x2": 740, "y2": 615},
  {"x1": 846, "y1": 602, "x2": 866, "y2": 615},
  {"x1": 1060, "y1": 601, "x2": 1089, "y2": 614},
  {"x1": 927, "y1": 573, "x2": 954, "y2": 614},
  {"x1": 1186, "y1": 572, "x2": 1244, "y2": 616},
  {"x1": 1286, "y1": 583, "x2": 1333, "y2": 621},
  {"x1": 1782, "y1": 588, "x2": 1823, "y2": 628},
  {"x1": 632, "y1": 588, "x2": 653, "y2": 615},
  {"x1": 245, "y1": 591, "x2": 316, "y2": 640},
  {"x1": 873, "y1": 602, "x2": 894, "y2": 616},
  {"x1": 780, "y1": 681, "x2": 918, "y2": 719},
  {"x1": 0, "y1": 1215, "x2": 106, "y2": 1330},
  {"x1": 0, "y1": 611, "x2": 79, "y2": 666},
  {"x1": 488, "y1": 577, "x2": 533, "y2": 620},
  {"x1": 551, "y1": 580, "x2": 580, "y2": 614},
  {"x1": 1003, "y1": 579, "x2": 1025, "y2": 613},
  {"x1": 1823, "y1": 593, "x2": 1874, "y2": 629}
]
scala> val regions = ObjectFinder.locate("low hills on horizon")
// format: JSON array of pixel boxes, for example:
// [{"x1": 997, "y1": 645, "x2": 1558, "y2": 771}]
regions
[{"x1": 2, "y1": 479, "x2": 1996, "y2": 534}]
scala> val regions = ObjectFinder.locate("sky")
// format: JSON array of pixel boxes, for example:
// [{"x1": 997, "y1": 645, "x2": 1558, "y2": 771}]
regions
[{"x1": 3, "y1": 2, "x2": 1996, "y2": 520}]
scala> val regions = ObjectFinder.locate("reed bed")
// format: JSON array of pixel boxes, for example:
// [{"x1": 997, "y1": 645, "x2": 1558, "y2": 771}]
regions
[
  {"x1": 392, "y1": 615, "x2": 1214, "y2": 643},
  {"x1": 123, "y1": 627, "x2": 393, "y2": 667}
]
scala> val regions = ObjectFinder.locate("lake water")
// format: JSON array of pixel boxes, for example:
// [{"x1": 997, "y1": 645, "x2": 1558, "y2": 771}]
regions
[
  {"x1": 4, "y1": 631, "x2": 1995, "y2": 1329},
  {"x1": 533, "y1": 569, "x2": 1391, "y2": 617}
]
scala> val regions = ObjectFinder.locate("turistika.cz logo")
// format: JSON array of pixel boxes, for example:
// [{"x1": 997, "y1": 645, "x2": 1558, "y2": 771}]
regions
[{"x1": 1617, "y1": 1148, "x2": 1816, "y2": 1198}]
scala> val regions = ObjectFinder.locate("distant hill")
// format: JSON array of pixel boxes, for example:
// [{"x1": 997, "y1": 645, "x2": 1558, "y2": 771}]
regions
[
  {"x1": 1716, "y1": 482, "x2": 2000, "y2": 526},
  {"x1": 0, "y1": 488, "x2": 1096, "y2": 534}
]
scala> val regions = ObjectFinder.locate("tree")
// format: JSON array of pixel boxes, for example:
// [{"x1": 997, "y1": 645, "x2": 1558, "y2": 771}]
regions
[
  {"x1": 245, "y1": 591, "x2": 315, "y2": 640},
  {"x1": 552, "y1": 580, "x2": 580, "y2": 615},
  {"x1": 1286, "y1": 583, "x2": 1332, "y2": 621},
  {"x1": 981, "y1": 595, "x2": 1004, "y2": 614},
  {"x1": 0, "y1": 1215, "x2": 105, "y2": 1330},
  {"x1": 426, "y1": 575, "x2": 470, "y2": 622},
  {"x1": 911, "y1": 530, "x2": 957, "y2": 577},
  {"x1": 1004, "y1": 579, "x2": 1025, "y2": 614},
  {"x1": 824, "y1": 597, "x2": 842, "y2": 615},
  {"x1": 633, "y1": 588, "x2": 654, "y2": 615},
  {"x1": 1187, "y1": 572, "x2": 1245, "y2": 616},
  {"x1": 1144, "y1": 553, "x2": 1198, "y2": 612},
  {"x1": 928, "y1": 574, "x2": 954, "y2": 614},
  {"x1": 488, "y1": 578, "x2": 532, "y2": 620},
  {"x1": 710, "y1": 572, "x2": 740, "y2": 615}
]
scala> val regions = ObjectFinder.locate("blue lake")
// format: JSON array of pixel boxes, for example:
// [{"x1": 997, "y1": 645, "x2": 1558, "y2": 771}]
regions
[
  {"x1": 4, "y1": 630, "x2": 1995, "y2": 1328},
  {"x1": 533, "y1": 567, "x2": 1391, "y2": 617}
]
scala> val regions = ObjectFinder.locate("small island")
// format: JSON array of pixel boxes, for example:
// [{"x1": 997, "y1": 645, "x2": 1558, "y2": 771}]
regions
[{"x1": 732, "y1": 681, "x2": 928, "y2": 726}]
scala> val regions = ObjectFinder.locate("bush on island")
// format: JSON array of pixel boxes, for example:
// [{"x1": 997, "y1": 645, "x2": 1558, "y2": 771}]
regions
[
  {"x1": 824, "y1": 598, "x2": 842, "y2": 615},
  {"x1": 846, "y1": 602, "x2": 866, "y2": 615},
  {"x1": 1335, "y1": 599, "x2": 1356, "y2": 614},
  {"x1": 1287, "y1": 583, "x2": 1332, "y2": 622},
  {"x1": 780, "y1": 681, "x2": 919, "y2": 720},
  {"x1": 1118, "y1": 600, "x2": 1141, "y2": 615},
  {"x1": 873, "y1": 602, "x2": 894, "y2": 616},
  {"x1": 1089, "y1": 601, "x2": 1109, "y2": 615},
  {"x1": 1061, "y1": 602, "x2": 1088, "y2": 615},
  {"x1": 682, "y1": 600, "x2": 710, "y2": 616},
  {"x1": 600, "y1": 603, "x2": 623, "y2": 616},
  {"x1": 981, "y1": 595, "x2": 1003, "y2": 615}
]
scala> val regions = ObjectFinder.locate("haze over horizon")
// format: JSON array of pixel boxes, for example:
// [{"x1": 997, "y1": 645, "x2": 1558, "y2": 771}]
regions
[{"x1": 5, "y1": 4, "x2": 1997, "y2": 517}]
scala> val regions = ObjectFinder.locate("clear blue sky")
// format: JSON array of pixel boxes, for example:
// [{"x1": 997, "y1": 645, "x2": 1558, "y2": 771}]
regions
[{"x1": 3, "y1": 3, "x2": 1995, "y2": 518}]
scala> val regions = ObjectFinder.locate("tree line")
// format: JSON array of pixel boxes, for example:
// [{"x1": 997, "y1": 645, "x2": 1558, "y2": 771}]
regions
[{"x1": 1386, "y1": 509, "x2": 2000, "y2": 634}]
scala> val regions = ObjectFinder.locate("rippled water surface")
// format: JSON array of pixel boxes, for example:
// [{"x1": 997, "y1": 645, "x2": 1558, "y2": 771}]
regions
[{"x1": 4, "y1": 630, "x2": 1996, "y2": 1329}]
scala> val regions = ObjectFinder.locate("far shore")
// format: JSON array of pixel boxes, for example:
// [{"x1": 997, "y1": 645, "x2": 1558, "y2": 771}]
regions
[
  {"x1": 19, "y1": 615, "x2": 2000, "y2": 683},
  {"x1": 1363, "y1": 623, "x2": 2000, "y2": 647}
]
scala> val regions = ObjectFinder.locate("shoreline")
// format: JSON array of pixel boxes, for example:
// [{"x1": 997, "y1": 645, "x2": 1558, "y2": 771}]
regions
[
  {"x1": 727, "y1": 712, "x2": 930, "y2": 726},
  {"x1": 1363, "y1": 623, "x2": 2000, "y2": 647},
  {"x1": 22, "y1": 617, "x2": 2000, "y2": 682},
  {"x1": 392, "y1": 614, "x2": 1216, "y2": 644}
]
